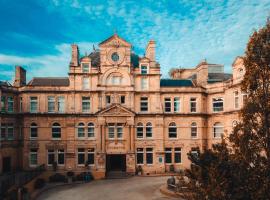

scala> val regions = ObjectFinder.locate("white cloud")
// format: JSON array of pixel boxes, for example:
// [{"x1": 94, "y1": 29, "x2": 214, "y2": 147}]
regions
[{"x1": 0, "y1": 42, "x2": 96, "y2": 82}]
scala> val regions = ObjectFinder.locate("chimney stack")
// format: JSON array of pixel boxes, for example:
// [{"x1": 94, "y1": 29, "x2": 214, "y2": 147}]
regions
[
  {"x1": 145, "y1": 40, "x2": 155, "y2": 62},
  {"x1": 13, "y1": 66, "x2": 26, "y2": 87},
  {"x1": 70, "y1": 44, "x2": 79, "y2": 66}
]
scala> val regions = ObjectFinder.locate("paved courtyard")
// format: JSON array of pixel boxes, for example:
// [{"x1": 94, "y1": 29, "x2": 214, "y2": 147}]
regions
[{"x1": 38, "y1": 176, "x2": 178, "y2": 200}]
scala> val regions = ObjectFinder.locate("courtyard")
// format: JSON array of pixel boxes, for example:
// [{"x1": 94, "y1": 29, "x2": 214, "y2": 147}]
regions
[{"x1": 37, "y1": 176, "x2": 178, "y2": 200}]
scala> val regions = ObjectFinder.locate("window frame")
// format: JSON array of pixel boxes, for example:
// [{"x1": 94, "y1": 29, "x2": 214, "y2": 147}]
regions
[
  {"x1": 77, "y1": 122, "x2": 85, "y2": 138},
  {"x1": 87, "y1": 123, "x2": 95, "y2": 138},
  {"x1": 190, "y1": 98, "x2": 197, "y2": 113},
  {"x1": 140, "y1": 97, "x2": 148, "y2": 112},
  {"x1": 82, "y1": 96, "x2": 91, "y2": 113},
  {"x1": 174, "y1": 147, "x2": 182, "y2": 164},
  {"x1": 48, "y1": 96, "x2": 55, "y2": 113},
  {"x1": 168, "y1": 122, "x2": 177, "y2": 139},
  {"x1": 146, "y1": 122, "x2": 152, "y2": 138},
  {"x1": 29, "y1": 149, "x2": 38, "y2": 167},
  {"x1": 165, "y1": 148, "x2": 172, "y2": 164},
  {"x1": 213, "y1": 122, "x2": 224, "y2": 138},
  {"x1": 164, "y1": 98, "x2": 171, "y2": 113},
  {"x1": 136, "y1": 122, "x2": 144, "y2": 139},
  {"x1": 82, "y1": 77, "x2": 90, "y2": 90},
  {"x1": 212, "y1": 97, "x2": 224, "y2": 112},
  {"x1": 174, "y1": 97, "x2": 180, "y2": 112},
  {"x1": 136, "y1": 148, "x2": 144, "y2": 165},
  {"x1": 30, "y1": 96, "x2": 38, "y2": 113},
  {"x1": 52, "y1": 122, "x2": 61, "y2": 139},
  {"x1": 7, "y1": 96, "x2": 14, "y2": 113},
  {"x1": 191, "y1": 122, "x2": 198, "y2": 139},
  {"x1": 30, "y1": 122, "x2": 38, "y2": 140}
]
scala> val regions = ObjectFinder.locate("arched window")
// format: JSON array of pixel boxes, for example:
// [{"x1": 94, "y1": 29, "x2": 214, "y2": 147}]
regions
[
  {"x1": 52, "y1": 123, "x2": 61, "y2": 139},
  {"x1": 213, "y1": 122, "x2": 223, "y2": 138},
  {"x1": 191, "y1": 122, "x2": 197, "y2": 138},
  {"x1": 146, "y1": 122, "x2": 152, "y2": 138},
  {"x1": 30, "y1": 122, "x2": 38, "y2": 139},
  {"x1": 77, "y1": 123, "x2": 85, "y2": 138},
  {"x1": 136, "y1": 122, "x2": 143, "y2": 138},
  {"x1": 88, "y1": 123, "x2": 95, "y2": 138},
  {"x1": 168, "y1": 122, "x2": 177, "y2": 138}
]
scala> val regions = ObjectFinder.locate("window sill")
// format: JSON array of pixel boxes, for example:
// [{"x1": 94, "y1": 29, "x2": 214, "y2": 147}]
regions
[{"x1": 52, "y1": 138, "x2": 61, "y2": 140}]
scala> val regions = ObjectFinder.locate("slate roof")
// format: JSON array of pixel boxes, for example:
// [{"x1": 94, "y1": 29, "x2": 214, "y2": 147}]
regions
[
  {"x1": 28, "y1": 77, "x2": 70, "y2": 87},
  {"x1": 0, "y1": 81, "x2": 10, "y2": 87},
  {"x1": 160, "y1": 79, "x2": 194, "y2": 87}
]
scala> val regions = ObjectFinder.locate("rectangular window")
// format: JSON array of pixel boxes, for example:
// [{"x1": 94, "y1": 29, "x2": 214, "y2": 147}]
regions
[
  {"x1": 169, "y1": 126, "x2": 177, "y2": 138},
  {"x1": 30, "y1": 149, "x2": 38, "y2": 166},
  {"x1": 48, "y1": 96, "x2": 55, "y2": 113},
  {"x1": 88, "y1": 124, "x2": 95, "y2": 137},
  {"x1": 191, "y1": 147, "x2": 199, "y2": 158},
  {"x1": 146, "y1": 148, "x2": 153, "y2": 164},
  {"x1": 117, "y1": 124, "x2": 123, "y2": 139},
  {"x1": 106, "y1": 95, "x2": 111, "y2": 106},
  {"x1": 47, "y1": 149, "x2": 55, "y2": 166},
  {"x1": 136, "y1": 148, "x2": 144, "y2": 164},
  {"x1": 141, "y1": 77, "x2": 148, "y2": 90},
  {"x1": 213, "y1": 98, "x2": 224, "y2": 112},
  {"x1": 58, "y1": 96, "x2": 65, "y2": 113},
  {"x1": 164, "y1": 98, "x2": 171, "y2": 112},
  {"x1": 30, "y1": 125, "x2": 38, "y2": 139},
  {"x1": 165, "y1": 148, "x2": 172, "y2": 164},
  {"x1": 174, "y1": 148, "x2": 181, "y2": 163},
  {"x1": 1, "y1": 96, "x2": 5, "y2": 112},
  {"x1": 174, "y1": 97, "x2": 180, "y2": 112},
  {"x1": 82, "y1": 97, "x2": 90, "y2": 113},
  {"x1": 87, "y1": 148, "x2": 95, "y2": 165},
  {"x1": 58, "y1": 149, "x2": 65, "y2": 165},
  {"x1": 190, "y1": 98, "x2": 197, "y2": 113},
  {"x1": 136, "y1": 125, "x2": 143, "y2": 138},
  {"x1": 120, "y1": 96, "x2": 125, "y2": 104},
  {"x1": 141, "y1": 65, "x2": 148, "y2": 74},
  {"x1": 82, "y1": 63, "x2": 89, "y2": 73},
  {"x1": 83, "y1": 77, "x2": 90, "y2": 90},
  {"x1": 1, "y1": 123, "x2": 6, "y2": 140},
  {"x1": 78, "y1": 148, "x2": 85, "y2": 165},
  {"x1": 242, "y1": 93, "x2": 248, "y2": 105},
  {"x1": 140, "y1": 97, "x2": 148, "y2": 112},
  {"x1": 30, "y1": 97, "x2": 38, "y2": 113},
  {"x1": 234, "y1": 91, "x2": 239, "y2": 109},
  {"x1": 108, "y1": 124, "x2": 114, "y2": 139},
  {"x1": 7, "y1": 123, "x2": 14, "y2": 140},
  {"x1": 146, "y1": 125, "x2": 152, "y2": 138},
  {"x1": 7, "y1": 97, "x2": 14, "y2": 112}
]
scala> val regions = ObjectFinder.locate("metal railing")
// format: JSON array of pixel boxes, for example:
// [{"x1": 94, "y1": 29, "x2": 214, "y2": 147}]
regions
[{"x1": 0, "y1": 164, "x2": 45, "y2": 199}]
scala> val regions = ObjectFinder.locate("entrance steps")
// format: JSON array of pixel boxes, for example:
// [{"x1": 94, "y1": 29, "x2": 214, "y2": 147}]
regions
[{"x1": 106, "y1": 171, "x2": 133, "y2": 179}]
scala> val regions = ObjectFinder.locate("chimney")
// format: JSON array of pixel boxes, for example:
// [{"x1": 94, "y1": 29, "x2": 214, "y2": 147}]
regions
[
  {"x1": 13, "y1": 66, "x2": 26, "y2": 87},
  {"x1": 70, "y1": 44, "x2": 79, "y2": 66},
  {"x1": 145, "y1": 40, "x2": 155, "y2": 62}
]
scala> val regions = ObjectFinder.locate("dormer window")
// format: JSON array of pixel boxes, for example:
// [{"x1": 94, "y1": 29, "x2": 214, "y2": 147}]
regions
[
  {"x1": 141, "y1": 65, "x2": 148, "y2": 74},
  {"x1": 82, "y1": 63, "x2": 90, "y2": 73}
]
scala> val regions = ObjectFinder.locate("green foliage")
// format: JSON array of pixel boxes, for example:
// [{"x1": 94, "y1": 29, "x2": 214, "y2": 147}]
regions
[{"x1": 180, "y1": 18, "x2": 270, "y2": 200}]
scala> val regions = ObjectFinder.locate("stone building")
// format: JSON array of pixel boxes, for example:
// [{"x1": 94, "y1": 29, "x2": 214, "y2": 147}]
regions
[{"x1": 0, "y1": 34, "x2": 246, "y2": 178}]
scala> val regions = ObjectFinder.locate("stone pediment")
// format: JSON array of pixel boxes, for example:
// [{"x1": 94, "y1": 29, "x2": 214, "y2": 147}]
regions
[
  {"x1": 96, "y1": 104, "x2": 135, "y2": 117},
  {"x1": 99, "y1": 34, "x2": 131, "y2": 47}
]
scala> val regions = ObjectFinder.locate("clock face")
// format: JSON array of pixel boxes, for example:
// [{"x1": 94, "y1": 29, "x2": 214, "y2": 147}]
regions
[{"x1": 111, "y1": 52, "x2": 119, "y2": 62}]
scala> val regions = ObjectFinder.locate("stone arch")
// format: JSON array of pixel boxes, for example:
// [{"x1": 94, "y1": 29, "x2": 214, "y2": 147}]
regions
[{"x1": 100, "y1": 68, "x2": 132, "y2": 86}]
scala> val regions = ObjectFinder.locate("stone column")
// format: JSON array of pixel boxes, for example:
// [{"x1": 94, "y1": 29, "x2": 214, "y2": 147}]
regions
[{"x1": 102, "y1": 125, "x2": 106, "y2": 152}]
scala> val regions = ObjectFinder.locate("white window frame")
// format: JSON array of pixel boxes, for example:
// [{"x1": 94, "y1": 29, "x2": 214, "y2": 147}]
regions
[
  {"x1": 136, "y1": 148, "x2": 144, "y2": 165},
  {"x1": 30, "y1": 97, "x2": 38, "y2": 113},
  {"x1": 191, "y1": 122, "x2": 197, "y2": 139},
  {"x1": 29, "y1": 149, "x2": 38, "y2": 167},
  {"x1": 117, "y1": 124, "x2": 123, "y2": 139},
  {"x1": 146, "y1": 148, "x2": 153, "y2": 165},
  {"x1": 82, "y1": 77, "x2": 90, "y2": 90},
  {"x1": 164, "y1": 98, "x2": 171, "y2": 113},
  {"x1": 190, "y1": 98, "x2": 197, "y2": 113},
  {"x1": 141, "y1": 77, "x2": 148, "y2": 90},
  {"x1": 140, "y1": 65, "x2": 148, "y2": 74},
  {"x1": 48, "y1": 96, "x2": 55, "y2": 113},
  {"x1": 146, "y1": 122, "x2": 152, "y2": 138},
  {"x1": 174, "y1": 97, "x2": 180, "y2": 112},
  {"x1": 87, "y1": 148, "x2": 95, "y2": 166},
  {"x1": 47, "y1": 149, "x2": 55, "y2": 166},
  {"x1": 30, "y1": 122, "x2": 38, "y2": 140},
  {"x1": 136, "y1": 123, "x2": 144, "y2": 139},
  {"x1": 7, "y1": 97, "x2": 14, "y2": 113},
  {"x1": 140, "y1": 97, "x2": 148, "y2": 112},
  {"x1": 168, "y1": 122, "x2": 177, "y2": 139},
  {"x1": 82, "y1": 97, "x2": 91, "y2": 113},
  {"x1": 77, "y1": 148, "x2": 85, "y2": 166},
  {"x1": 213, "y1": 98, "x2": 224, "y2": 112},
  {"x1": 57, "y1": 149, "x2": 65, "y2": 166},
  {"x1": 108, "y1": 124, "x2": 115, "y2": 139},
  {"x1": 7, "y1": 123, "x2": 14, "y2": 140},
  {"x1": 52, "y1": 123, "x2": 61, "y2": 140},
  {"x1": 174, "y1": 148, "x2": 182, "y2": 164},
  {"x1": 57, "y1": 96, "x2": 65, "y2": 113},
  {"x1": 87, "y1": 123, "x2": 95, "y2": 138},
  {"x1": 165, "y1": 148, "x2": 172, "y2": 164},
  {"x1": 82, "y1": 63, "x2": 90, "y2": 73},
  {"x1": 213, "y1": 122, "x2": 223, "y2": 138},
  {"x1": 77, "y1": 123, "x2": 85, "y2": 138}
]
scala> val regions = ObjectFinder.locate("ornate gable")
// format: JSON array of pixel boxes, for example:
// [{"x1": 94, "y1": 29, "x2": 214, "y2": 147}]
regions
[
  {"x1": 96, "y1": 104, "x2": 135, "y2": 117},
  {"x1": 99, "y1": 34, "x2": 131, "y2": 48}
]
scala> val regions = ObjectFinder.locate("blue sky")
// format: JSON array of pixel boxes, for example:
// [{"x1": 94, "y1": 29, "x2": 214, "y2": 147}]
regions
[{"x1": 0, "y1": 0, "x2": 270, "y2": 82}]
